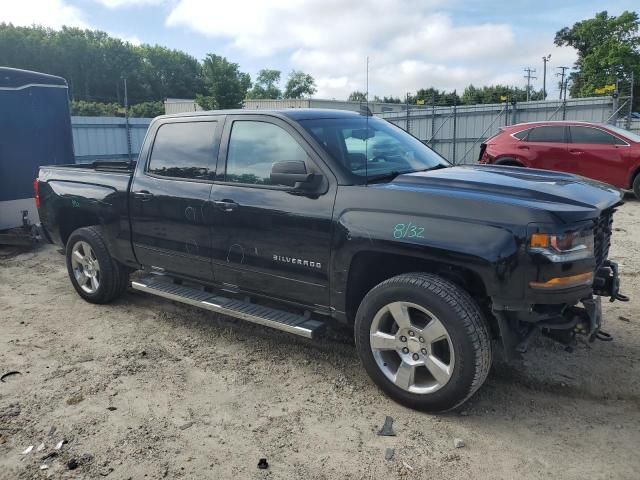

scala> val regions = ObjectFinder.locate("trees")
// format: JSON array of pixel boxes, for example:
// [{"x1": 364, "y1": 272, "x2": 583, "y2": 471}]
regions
[
  {"x1": 461, "y1": 85, "x2": 544, "y2": 104},
  {"x1": 348, "y1": 91, "x2": 368, "y2": 102},
  {"x1": 137, "y1": 45, "x2": 203, "y2": 101},
  {"x1": 196, "y1": 54, "x2": 251, "y2": 109},
  {"x1": 247, "y1": 69, "x2": 282, "y2": 99},
  {"x1": 413, "y1": 88, "x2": 460, "y2": 106},
  {"x1": 555, "y1": 11, "x2": 640, "y2": 103},
  {"x1": 0, "y1": 23, "x2": 204, "y2": 104},
  {"x1": 284, "y1": 70, "x2": 317, "y2": 99}
]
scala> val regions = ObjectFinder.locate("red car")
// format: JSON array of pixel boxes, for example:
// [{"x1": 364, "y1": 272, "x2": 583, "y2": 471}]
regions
[{"x1": 479, "y1": 121, "x2": 640, "y2": 198}]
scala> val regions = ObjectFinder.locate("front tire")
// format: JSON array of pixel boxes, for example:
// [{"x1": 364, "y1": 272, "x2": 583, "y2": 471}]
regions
[
  {"x1": 354, "y1": 273, "x2": 491, "y2": 412},
  {"x1": 633, "y1": 174, "x2": 640, "y2": 200},
  {"x1": 65, "y1": 226, "x2": 129, "y2": 304}
]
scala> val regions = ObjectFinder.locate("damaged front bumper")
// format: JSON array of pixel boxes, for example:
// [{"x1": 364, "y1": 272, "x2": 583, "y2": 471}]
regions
[{"x1": 494, "y1": 259, "x2": 629, "y2": 358}]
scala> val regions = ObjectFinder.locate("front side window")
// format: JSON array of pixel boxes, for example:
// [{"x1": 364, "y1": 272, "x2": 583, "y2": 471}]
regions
[
  {"x1": 300, "y1": 116, "x2": 448, "y2": 178},
  {"x1": 225, "y1": 121, "x2": 308, "y2": 185},
  {"x1": 570, "y1": 126, "x2": 621, "y2": 145},
  {"x1": 526, "y1": 126, "x2": 565, "y2": 143},
  {"x1": 148, "y1": 121, "x2": 217, "y2": 180}
]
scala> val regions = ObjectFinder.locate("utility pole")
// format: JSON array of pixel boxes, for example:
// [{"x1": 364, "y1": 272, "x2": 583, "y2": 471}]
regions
[
  {"x1": 405, "y1": 91, "x2": 410, "y2": 134},
  {"x1": 524, "y1": 67, "x2": 537, "y2": 102},
  {"x1": 628, "y1": 70, "x2": 635, "y2": 130},
  {"x1": 123, "y1": 77, "x2": 132, "y2": 164},
  {"x1": 562, "y1": 77, "x2": 569, "y2": 120},
  {"x1": 556, "y1": 66, "x2": 569, "y2": 100},
  {"x1": 542, "y1": 54, "x2": 551, "y2": 100}
]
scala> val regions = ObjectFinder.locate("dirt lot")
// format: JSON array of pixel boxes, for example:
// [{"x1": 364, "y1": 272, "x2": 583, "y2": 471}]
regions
[{"x1": 1, "y1": 199, "x2": 639, "y2": 480}]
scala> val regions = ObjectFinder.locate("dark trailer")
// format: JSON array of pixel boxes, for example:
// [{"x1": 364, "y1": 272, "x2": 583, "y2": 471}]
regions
[{"x1": 0, "y1": 67, "x2": 74, "y2": 244}]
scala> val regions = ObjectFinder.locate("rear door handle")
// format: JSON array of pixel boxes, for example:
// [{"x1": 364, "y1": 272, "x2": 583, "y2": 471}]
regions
[
  {"x1": 569, "y1": 149, "x2": 584, "y2": 155},
  {"x1": 517, "y1": 145, "x2": 529, "y2": 150},
  {"x1": 133, "y1": 190, "x2": 154, "y2": 201},
  {"x1": 212, "y1": 199, "x2": 239, "y2": 212}
]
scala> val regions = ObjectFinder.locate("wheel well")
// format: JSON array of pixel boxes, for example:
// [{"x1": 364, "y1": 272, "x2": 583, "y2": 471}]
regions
[
  {"x1": 495, "y1": 158, "x2": 524, "y2": 167},
  {"x1": 345, "y1": 251, "x2": 488, "y2": 323},
  {"x1": 58, "y1": 208, "x2": 100, "y2": 246},
  {"x1": 631, "y1": 166, "x2": 640, "y2": 189}
]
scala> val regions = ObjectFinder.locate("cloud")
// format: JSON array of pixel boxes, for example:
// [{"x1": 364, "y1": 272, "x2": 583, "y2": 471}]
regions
[
  {"x1": 0, "y1": 0, "x2": 88, "y2": 29},
  {"x1": 110, "y1": 32, "x2": 143, "y2": 45},
  {"x1": 94, "y1": 0, "x2": 165, "y2": 8},
  {"x1": 165, "y1": 0, "x2": 577, "y2": 99}
]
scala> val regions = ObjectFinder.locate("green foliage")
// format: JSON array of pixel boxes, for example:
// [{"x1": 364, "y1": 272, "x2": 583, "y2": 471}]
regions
[
  {"x1": 70, "y1": 100, "x2": 165, "y2": 117},
  {"x1": 70, "y1": 101, "x2": 122, "y2": 116},
  {"x1": 129, "y1": 101, "x2": 165, "y2": 118},
  {"x1": 247, "y1": 69, "x2": 282, "y2": 99},
  {"x1": 377, "y1": 96, "x2": 403, "y2": 104},
  {"x1": 199, "y1": 54, "x2": 252, "y2": 109},
  {"x1": 0, "y1": 23, "x2": 204, "y2": 104},
  {"x1": 284, "y1": 70, "x2": 317, "y2": 99},
  {"x1": 461, "y1": 84, "x2": 544, "y2": 104},
  {"x1": 348, "y1": 91, "x2": 368, "y2": 102},
  {"x1": 555, "y1": 11, "x2": 640, "y2": 104},
  {"x1": 412, "y1": 88, "x2": 460, "y2": 106}
]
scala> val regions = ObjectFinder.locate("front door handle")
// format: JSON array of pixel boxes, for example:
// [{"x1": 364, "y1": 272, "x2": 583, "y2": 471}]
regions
[
  {"x1": 569, "y1": 149, "x2": 584, "y2": 155},
  {"x1": 133, "y1": 190, "x2": 154, "y2": 201},
  {"x1": 212, "y1": 199, "x2": 239, "y2": 212}
]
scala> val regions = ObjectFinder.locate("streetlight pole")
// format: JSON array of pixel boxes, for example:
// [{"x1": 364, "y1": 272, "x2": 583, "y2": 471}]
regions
[{"x1": 542, "y1": 54, "x2": 551, "y2": 100}]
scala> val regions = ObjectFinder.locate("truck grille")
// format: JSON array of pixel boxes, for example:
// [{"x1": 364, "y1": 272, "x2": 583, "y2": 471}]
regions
[{"x1": 593, "y1": 209, "x2": 614, "y2": 269}]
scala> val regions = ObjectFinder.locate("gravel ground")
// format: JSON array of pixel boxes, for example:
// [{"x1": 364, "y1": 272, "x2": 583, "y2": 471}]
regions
[{"x1": 1, "y1": 199, "x2": 639, "y2": 479}]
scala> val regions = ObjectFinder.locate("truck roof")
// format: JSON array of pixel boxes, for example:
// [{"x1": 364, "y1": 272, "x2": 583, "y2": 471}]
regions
[
  {"x1": 0, "y1": 67, "x2": 68, "y2": 88},
  {"x1": 158, "y1": 108, "x2": 362, "y2": 122}
]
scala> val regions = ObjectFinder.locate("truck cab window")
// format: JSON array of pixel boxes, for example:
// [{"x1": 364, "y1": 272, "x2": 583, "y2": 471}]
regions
[
  {"x1": 148, "y1": 121, "x2": 217, "y2": 180},
  {"x1": 225, "y1": 121, "x2": 308, "y2": 185}
]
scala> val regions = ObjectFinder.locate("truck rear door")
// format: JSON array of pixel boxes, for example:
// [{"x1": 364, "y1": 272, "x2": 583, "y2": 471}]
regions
[{"x1": 129, "y1": 116, "x2": 222, "y2": 281}]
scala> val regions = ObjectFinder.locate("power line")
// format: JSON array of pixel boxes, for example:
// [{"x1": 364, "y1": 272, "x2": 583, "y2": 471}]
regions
[{"x1": 524, "y1": 67, "x2": 537, "y2": 102}]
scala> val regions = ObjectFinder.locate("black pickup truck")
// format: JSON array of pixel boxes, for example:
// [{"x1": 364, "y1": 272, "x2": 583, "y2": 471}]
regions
[{"x1": 36, "y1": 109, "x2": 628, "y2": 412}]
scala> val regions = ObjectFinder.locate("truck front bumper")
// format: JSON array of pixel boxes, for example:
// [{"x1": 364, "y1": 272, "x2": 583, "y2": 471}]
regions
[{"x1": 494, "y1": 259, "x2": 628, "y2": 357}]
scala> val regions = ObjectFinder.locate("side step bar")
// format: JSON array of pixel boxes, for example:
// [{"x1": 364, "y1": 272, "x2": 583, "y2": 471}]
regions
[{"x1": 131, "y1": 276, "x2": 325, "y2": 339}]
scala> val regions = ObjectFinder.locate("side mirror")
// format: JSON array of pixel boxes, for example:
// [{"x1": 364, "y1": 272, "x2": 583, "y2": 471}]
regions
[{"x1": 270, "y1": 160, "x2": 320, "y2": 190}]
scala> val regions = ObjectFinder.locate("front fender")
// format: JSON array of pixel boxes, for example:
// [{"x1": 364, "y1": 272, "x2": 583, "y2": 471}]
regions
[{"x1": 330, "y1": 208, "x2": 526, "y2": 315}]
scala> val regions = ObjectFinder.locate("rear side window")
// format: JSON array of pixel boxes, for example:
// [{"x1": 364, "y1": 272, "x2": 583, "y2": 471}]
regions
[
  {"x1": 570, "y1": 126, "x2": 625, "y2": 145},
  {"x1": 148, "y1": 121, "x2": 217, "y2": 180},
  {"x1": 512, "y1": 129, "x2": 530, "y2": 140},
  {"x1": 225, "y1": 121, "x2": 308, "y2": 185},
  {"x1": 526, "y1": 126, "x2": 565, "y2": 143}
]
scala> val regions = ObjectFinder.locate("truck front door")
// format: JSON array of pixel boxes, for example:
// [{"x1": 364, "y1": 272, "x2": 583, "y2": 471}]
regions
[
  {"x1": 209, "y1": 115, "x2": 336, "y2": 309},
  {"x1": 129, "y1": 117, "x2": 222, "y2": 281}
]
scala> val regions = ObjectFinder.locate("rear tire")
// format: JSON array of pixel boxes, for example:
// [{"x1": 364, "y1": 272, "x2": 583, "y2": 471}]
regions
[
  {"x1": 354, "y1": 273, "x2": 491, "y2": 412},
  {"x1": 65, "y1": 226, "x2": 129, "y2": 304},
  {"x1": 633, "y1": 173, "x2": 640, "y2": 200}
]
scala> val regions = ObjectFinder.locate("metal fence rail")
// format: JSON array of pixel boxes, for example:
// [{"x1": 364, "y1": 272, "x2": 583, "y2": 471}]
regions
[
  {"x1": 70, "y1": 96, "x2": 635, "y2": 166},
  {"x1": 71, "y1": 116, "x2": 151, "y2": 163}
]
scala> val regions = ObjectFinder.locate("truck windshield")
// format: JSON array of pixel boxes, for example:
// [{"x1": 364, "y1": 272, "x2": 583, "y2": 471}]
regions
[{"x1": 299, "y1": 116, "x2": 449, "y2": 179}]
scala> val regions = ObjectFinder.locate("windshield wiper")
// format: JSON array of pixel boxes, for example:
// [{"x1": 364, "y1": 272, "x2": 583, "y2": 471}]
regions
[
  {"x1": 366, "y1": 164, "x2": 449, "y2": 184},
  {"x1": 414, "y1": 164, "x2": 449, "y2": 173},
  {"x1": 365, "y1": 170, "x2": 406, "y2": 184}
]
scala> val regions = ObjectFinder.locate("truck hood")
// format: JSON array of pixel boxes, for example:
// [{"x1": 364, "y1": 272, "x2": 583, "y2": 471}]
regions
[{"x1": 381, "y1": 164, "x2": 623, "y2": 223}]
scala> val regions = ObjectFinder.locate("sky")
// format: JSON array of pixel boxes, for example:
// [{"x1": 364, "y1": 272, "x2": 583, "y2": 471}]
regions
[{"x1": 1, "y1": 0, "x2": 638, "y2": 100}]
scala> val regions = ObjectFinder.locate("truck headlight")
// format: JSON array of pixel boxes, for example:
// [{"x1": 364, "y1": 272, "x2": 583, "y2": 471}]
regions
[{"x1": 529, "y1": 229, "x2": 594, "y2": 262}]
